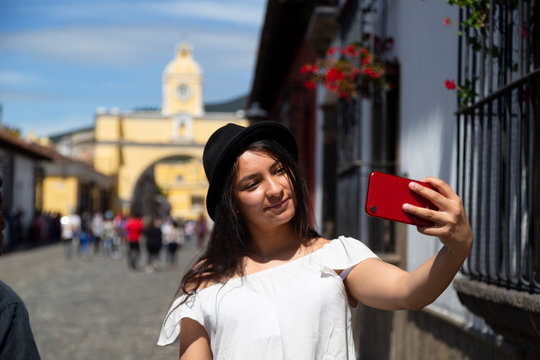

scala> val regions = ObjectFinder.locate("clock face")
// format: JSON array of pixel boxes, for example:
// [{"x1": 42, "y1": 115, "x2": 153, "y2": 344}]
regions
[{"x1": 176, "y1": 84, "x2": 191, "y2": 100}]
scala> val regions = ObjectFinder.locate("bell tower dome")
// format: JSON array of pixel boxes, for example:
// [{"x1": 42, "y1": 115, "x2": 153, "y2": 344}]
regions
[{"x1": 162, "y1": 43, "x2": 203, "y2": 116}]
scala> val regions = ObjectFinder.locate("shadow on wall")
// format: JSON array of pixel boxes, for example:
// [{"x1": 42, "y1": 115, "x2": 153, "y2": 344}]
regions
[
  {"x1": 354, "y1": 304, "x2": 392, "y2": 359},
  {"x1": 407, "y1": 309, "x2": 524, "y2": 360}
]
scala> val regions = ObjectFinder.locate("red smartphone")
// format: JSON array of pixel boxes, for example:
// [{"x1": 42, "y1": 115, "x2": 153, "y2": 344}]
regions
[{"x1": 365, "y1": 172, "x2": 438, "y2": 227}]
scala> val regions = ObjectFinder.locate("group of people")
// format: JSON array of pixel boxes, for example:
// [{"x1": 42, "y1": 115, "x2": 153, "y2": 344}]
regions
[
  {"x1": 59, "y1": 210, "x2": 120, "y2": 259},
  {"x1": 59, "y1": 208, "x2": 210, "y2": 272},
  {"x1": 121, "y1": 213, "x2": 210, "y2": 272},
  {"x1": 2, "y1": 210, "x2": 63, "y2": 253}
]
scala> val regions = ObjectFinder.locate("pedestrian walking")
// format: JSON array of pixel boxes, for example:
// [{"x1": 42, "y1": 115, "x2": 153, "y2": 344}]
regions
[
  {"x1": 162, "y1": 219, "x2": 185, "y2": 269},
  {"x1": 157, "y1": 122, "x2": 473, "y2": 359},
  {"x1": 183, "y1": 220, "x2": 195, "y2": 247},
  {"x1": 77, "y1": 211, "x2": 92, "y2": 258},
  {"x1": 125, "y1": 214, "x2": 143, "y2": 270},
  {"x1": 69, "y1": 212, "x2": 82, "y2": 256},
  {"x1": 113, "y1": 211, "x2": 126, "y2": 242},
  {"x1": 50, "y1": 213, "x2": 61, "y2": 243},
  {"x1": 102, "y1": 210, "x2": 121, "y2": 259},
  {"x1": 91, "y1": 212, "x2": 104, "y2": 254},
  {"x1": 144, "y1": 217, "x2": 163, "y2": 272},
  {"x1": 60, "y1": 214, "x2": 74, "y2": 259},
  {"x1": 195, "y1": 214, "x2": 207, "y2": 249}
]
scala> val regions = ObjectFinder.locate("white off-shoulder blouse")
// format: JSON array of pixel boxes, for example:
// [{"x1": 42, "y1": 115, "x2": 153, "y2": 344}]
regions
[{"x1": 157, "y1": 236, "x2": 379, "y2": 359}]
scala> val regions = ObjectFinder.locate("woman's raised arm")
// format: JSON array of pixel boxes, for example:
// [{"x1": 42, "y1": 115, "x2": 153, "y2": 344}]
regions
[{"x1": 344, "y1": 176, "x2": 473, "y2": 311}]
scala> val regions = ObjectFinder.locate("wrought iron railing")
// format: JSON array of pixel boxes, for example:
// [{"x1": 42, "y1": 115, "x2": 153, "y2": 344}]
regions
[{"x1": 456, "y1": 0, "x2": 539, "y2": 293}]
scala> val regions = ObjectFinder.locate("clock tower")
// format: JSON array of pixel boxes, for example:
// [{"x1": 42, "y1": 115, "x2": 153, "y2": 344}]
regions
[{"x1": 162, "y1": 43, "x2": 203, "y2": 117}]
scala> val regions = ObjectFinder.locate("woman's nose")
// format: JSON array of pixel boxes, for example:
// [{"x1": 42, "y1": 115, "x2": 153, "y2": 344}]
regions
[{"x1": 265, "y1": 177, "x2": 283, "y2": 198}]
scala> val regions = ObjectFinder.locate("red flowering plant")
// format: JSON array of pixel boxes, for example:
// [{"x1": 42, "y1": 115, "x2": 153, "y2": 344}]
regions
[
  {"x1": 445, "y1": 78, "x2": 476, "y2": 107},
  {"x1": 301, "y1": 42, "x2": 390, "y2": 100},
  {"x1": 440, "y1": 0, "x2": 533, "y2": 108},
  {"x1": 441, "y1": 0, "x2": 491, "y2": 108}
]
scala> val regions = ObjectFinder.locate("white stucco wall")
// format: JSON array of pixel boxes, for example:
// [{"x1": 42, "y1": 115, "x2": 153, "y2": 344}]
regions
[{"x1": 385, "y1": 0, "x2": 485, "y2": 327}]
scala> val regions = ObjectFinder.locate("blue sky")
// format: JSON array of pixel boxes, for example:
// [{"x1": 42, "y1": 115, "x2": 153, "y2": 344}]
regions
[{"x1": 0, "y1": 0, "x2": 267, "y2": 137}]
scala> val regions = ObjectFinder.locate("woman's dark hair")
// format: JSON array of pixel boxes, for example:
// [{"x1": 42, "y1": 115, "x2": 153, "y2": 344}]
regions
[{"x1": 175, "y1": 138, "x2": 320, "y2": 301}]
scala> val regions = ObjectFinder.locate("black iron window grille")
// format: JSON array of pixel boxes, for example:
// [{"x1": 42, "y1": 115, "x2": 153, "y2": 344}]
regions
[
  {"x1": 456, "y1": 0, "x2": 539, "y2": 293},
  {"x1": 335, "y1": 0, "x2": 398, "y2": 253}
]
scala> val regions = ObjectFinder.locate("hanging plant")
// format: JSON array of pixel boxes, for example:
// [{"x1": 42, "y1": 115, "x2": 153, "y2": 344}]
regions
[{"x1": 300, "y1": 42, "x2": 391, "y2": 100}]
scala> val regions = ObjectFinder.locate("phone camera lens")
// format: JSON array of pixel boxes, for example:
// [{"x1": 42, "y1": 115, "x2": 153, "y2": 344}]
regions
[{"x1": 370, "y1": 206, "x2": 376, "y2": 213}]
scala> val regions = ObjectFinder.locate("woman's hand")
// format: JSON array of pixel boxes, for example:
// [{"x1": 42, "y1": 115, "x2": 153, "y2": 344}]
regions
[
  {"x1": 402, "y1": 176, "x2": 473, "y2": 256},
  {"x1": 345, "y1": 176, "x2": 473, "y2": 311}
]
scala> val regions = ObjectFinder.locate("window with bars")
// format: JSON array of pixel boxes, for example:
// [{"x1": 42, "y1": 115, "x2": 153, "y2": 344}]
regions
[
  {"x1": 456, "y1": 0, "x2": 539, "y2": 293},
  {"x1": 335, "y1": 0, "x2": 399, "y2": 254}
]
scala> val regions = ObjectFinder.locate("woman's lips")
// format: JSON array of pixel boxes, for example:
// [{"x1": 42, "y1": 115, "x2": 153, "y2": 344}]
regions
[{"x1": 265, "y1": 198, "x2": 289, "y2": 211}]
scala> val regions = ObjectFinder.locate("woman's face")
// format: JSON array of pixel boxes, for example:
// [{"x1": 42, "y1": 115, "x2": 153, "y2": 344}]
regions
[{"x1": 233, "y1": 150, "x2": 295, "y2": 232}]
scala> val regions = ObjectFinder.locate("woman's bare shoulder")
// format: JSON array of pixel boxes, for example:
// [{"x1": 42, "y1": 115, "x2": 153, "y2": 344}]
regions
[
  {"x1": 306, "y1": 237, "x2": 332, "y2": 252},
  {"x1": 184, "y1": 259, "x2": 223, "y2": 292}
]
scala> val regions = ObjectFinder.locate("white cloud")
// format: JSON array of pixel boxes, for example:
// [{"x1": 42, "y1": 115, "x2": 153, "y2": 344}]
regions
[
  {"x1": 0, "y1": 71, "x2": 45, "y2": 87},
  {"x1": 0, "y1": 24, "x2": 260, "y2": 69},
  {"x1": 145, "y1": 0, "x2": 265, "y2": 26},
  {"x1": 192, "y1": 32, "x2": 260, "y2": 69},
  {"x1": 1, "y1": 26, "x2": 165, "y2": 66},
  {"x1": 15, "y1": 0, "x2": 266, "y2": 27}
]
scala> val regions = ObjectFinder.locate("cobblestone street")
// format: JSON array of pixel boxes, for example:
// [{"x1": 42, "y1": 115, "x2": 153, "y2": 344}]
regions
[{"x1": 0, "y1": 242, "x2": 202, "y2": 360}]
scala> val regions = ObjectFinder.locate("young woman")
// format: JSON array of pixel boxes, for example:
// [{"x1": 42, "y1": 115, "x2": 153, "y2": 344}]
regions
[{"x1": 157, "y1": 122, "x2": 473, "y2": 359}]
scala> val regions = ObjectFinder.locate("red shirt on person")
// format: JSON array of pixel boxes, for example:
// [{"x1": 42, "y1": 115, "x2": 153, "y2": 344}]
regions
[{"x1": 125, "y1": 217, "x2": 143, "y2": 243}]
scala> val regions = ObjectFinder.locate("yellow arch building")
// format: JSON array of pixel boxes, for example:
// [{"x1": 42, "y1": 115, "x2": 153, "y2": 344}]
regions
[{"x1": 94, "y1": 43, "x2": 247, "y2": 219}]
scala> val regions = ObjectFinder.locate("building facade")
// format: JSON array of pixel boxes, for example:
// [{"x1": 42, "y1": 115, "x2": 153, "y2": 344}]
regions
[
  {"x1": 0, "y1": 131, "x2": 53, "y2": 250},
  {"x1": 249, "y1": 0, "x2": 539, "y2": 358},
  {"x1": 93, "y1": 43, "x2": 247, "y2": 219}
]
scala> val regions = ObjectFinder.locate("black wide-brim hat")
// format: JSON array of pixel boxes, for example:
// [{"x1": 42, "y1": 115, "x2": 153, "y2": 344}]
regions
[{"x1": 203, "y1": 121, "x2": 298, "y2": 220}]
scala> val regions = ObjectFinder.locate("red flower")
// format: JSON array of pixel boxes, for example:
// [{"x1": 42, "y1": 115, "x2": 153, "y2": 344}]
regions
[
  {"x1": 298, "y1": 42, "x2": 389, "y2": 101},
  {"x1": 325, "y1": 68, "x2": 345, "y2": 82},
  {"x1": 443, "y1": 16, "x2": 452, "y2": 27},
  {"x1": 362, "y1": 66, "x2": 378, "y2": 78},
  {"x1": 361, "y1": 54, "x2": 372, "y2": 65},
  {"x1": 303, "y1": 80, "x2": 317, "y2": 90},
  {"x1": 300, "y1": 64, "x2": 312, "y2": 74},
  {"x1": 373, "y1": 69, "x2": 384, "y2": 79},
  {"x1": 445, "y1": 79, "x2": 457, "y2": 90},
  {"x1": 361, "y1": 67, "x2": 373, "y2": 77},
  {"x1": 343, "y1": 44, "x2": 358, "y2": 57}
]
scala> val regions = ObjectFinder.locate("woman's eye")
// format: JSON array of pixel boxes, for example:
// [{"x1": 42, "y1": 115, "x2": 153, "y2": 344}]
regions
[
  {"x1": 275, "y1": 167, "x2": 285, "y2": 174},
  {"x1": 244, "y1": 182, "x2": 258, "y2": 190}
]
